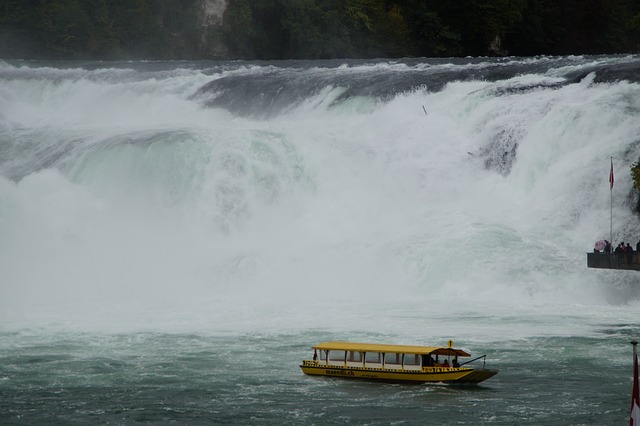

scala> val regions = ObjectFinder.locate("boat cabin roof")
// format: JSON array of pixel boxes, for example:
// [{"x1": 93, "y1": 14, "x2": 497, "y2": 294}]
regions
[{"x1": 312, "y1": 341, "x2": 471, "y2": 357}]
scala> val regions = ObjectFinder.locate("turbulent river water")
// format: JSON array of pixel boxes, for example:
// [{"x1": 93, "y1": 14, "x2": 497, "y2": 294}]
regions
[{"x1": 2, "y1": 56, "x2": 640, "y2": 424}]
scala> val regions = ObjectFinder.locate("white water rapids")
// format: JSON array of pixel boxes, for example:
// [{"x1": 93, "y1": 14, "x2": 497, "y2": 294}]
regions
[{"x1": 1, "y1": 57, "x2": 640, "y2": 339}]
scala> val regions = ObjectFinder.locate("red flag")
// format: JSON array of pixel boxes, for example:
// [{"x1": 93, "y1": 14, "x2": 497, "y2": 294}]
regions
[
  {"x1": 631, "y1": 341, "x2": 640, "y2": 426},
  {"x1": 610, "y1": 159, "x2": 615, "y2": 190}
]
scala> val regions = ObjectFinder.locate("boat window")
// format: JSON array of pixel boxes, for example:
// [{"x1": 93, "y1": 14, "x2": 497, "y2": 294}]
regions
[
  {"x1": 404, "y1": 354, "x2": 420, "y2": 366},
  {"x1": 365, "y1": 352, "x2": 381, "y2": 363},
  {"x1": 329, "y1": 350, "x2": 346, "y2": 361},
  {"x1": 347, "y1": 351, "x2": 362, "y2": 362},
  {"x1": 384, "y1": 353, "x2": 402, "y2": 365}
]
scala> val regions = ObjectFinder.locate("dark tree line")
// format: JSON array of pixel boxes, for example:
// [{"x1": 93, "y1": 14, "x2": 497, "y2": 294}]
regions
[
  {"x1": 1, "y1": 0, "x2": 639, "y2": 60},
  {"x1": 225, "y1": 0, "x2": 640, "y2": 58},
  {"x1": 0, "y1": 0, "x2": 206, "y2": 59}
]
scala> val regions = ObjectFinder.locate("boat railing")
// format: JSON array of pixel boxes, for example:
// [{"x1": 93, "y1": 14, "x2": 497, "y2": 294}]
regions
[
  {"x1": 340, "y1": 361, "x2": 422, "y2": 370},
  {"x1": 303, "y1": 358, "x2": 460, "y2": 372},
  {"x1": 402, "y1": 364, "x2": 422, "y2": 371},
  {"x1": 587, "y1": 252, "x2": 640, "y2": 271},
  {"x1": 459, "y1": 354, "x2": 488, "y2": 368}
]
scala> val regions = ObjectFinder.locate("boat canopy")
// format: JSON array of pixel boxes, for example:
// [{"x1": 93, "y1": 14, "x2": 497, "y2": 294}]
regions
[{"x1": 312, "y1": 341, "x2": 471, "y2": 357}]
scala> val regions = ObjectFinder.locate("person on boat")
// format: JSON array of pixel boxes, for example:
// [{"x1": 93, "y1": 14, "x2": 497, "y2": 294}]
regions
[
  {"x1": 422, "y1": 355, "x2": 435, "y2": 366},
  {"x1": 313, "y1": 350, "x2": 317, "y2": 361},
  {"x1": 442, "y1": 359, "x2": 450, "y2": 367},
  {"x1": 636, "y1": 240, "x2": 640, "y2": 252},
  {"x1": 452, "y1": 357, "x2": 460, "y2": 368},
  {"x1": 605, "y1": 240, "x2": 612, "y2": 253},
  {"x1": 627, "y1": 243, "x2": 634, "y2": 264}
]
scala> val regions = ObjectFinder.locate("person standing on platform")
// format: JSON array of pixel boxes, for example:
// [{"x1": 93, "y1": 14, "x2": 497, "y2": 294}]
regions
[{"x1": 615, "y1": 243, "x2": 625, "y2": 265}]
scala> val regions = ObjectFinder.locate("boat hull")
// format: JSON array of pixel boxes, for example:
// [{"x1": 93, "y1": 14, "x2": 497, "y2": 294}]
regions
[{"x1": 299, "y1": 361, "x2": 497, "y2": 384}]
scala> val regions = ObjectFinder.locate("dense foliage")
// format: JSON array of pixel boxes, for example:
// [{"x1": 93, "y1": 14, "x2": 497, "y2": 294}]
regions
[
  {"x1": 632, "y1": 161, "x2": 640, "y2": 190},
  {"x1": 0, "y1": 0, "x2": 204, "y2": 59},
  {"x1": 1, "y1": 0, "x2": 640, "y2": 60},
  {"x1": 630, "y1": 160, "x2": 640, "y2": 214}
]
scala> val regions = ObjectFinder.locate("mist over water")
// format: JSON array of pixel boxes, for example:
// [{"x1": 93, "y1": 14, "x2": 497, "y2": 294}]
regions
[{"x1": 1, "y1": 56, "x2": 640, "y2": 423}]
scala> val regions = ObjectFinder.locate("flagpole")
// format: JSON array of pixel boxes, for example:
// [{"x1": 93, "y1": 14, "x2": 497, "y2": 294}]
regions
[{"x1": 610, "y1": 157, "x2": 614, "y2": 254}]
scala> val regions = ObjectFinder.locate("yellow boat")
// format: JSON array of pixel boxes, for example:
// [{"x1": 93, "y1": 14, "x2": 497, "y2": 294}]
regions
[{"x1": 300, "y1": 341, "x2": 497, "y2": 384}]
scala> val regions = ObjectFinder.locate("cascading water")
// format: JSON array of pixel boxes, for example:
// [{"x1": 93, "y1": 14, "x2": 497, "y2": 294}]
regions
[{"x1": 1, "y1": 56, "x2": 640, "y2": 424}]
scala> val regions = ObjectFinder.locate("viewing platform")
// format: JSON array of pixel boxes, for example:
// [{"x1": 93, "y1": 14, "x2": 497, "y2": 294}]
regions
[{"x1": 586, "y1": 252, "x2": 640, "y2": 271}]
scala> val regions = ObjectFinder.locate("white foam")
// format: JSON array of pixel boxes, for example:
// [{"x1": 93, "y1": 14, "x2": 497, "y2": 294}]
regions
[{"x1": 2, "y1": 58, "x2": 640, "y2": 336}]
